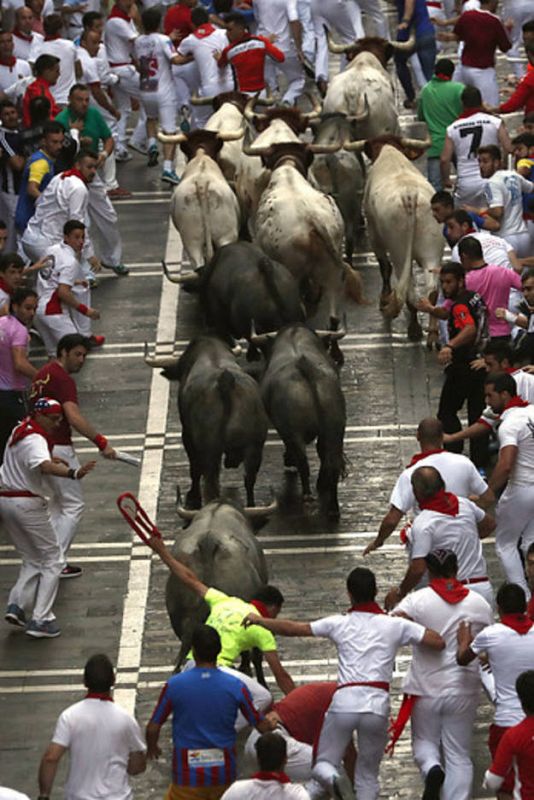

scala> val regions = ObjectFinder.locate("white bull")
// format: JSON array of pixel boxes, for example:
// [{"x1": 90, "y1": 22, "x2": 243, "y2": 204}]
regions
[
  {"x1": 348, "y1": 137, "x2": 443, "y2": 341},
  {"x1": 159, "y1": 129, "x2": 242, "y2": 270}
]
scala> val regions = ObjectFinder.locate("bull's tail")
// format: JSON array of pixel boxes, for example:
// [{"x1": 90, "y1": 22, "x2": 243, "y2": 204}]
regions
[
  {"x1": 310, "y1": 225, "x2": 365, "y2": 306},
  {"x1": 217, "y1": 370, "x2": 242, "y2": 469},
  {"x1": 383, "y1": 192, "x2": 418, "y2": 318},
  {"x1": 197, "y1": 182, "x2": 214, "y2": 266},
  {"x1": 257, "y1": 255, "x2": 286, "y2": 318}
]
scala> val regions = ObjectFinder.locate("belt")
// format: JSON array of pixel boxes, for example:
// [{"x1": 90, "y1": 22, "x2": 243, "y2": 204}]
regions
[
  {"x1": 109, "y1": 61, "x2": 131, "y2": 67},
  {"x1": 461, "y1": 576, "x2": 489, "y2": 585},
  {"x1": 0, "y1": 489, "x2": 40, "y2": 498},
  {"x1": 335, "y1": 681, "x2": 390, "y2": 692},
  {"x1": 426, "y1": 1, "x2": 442, "y2": 7}
]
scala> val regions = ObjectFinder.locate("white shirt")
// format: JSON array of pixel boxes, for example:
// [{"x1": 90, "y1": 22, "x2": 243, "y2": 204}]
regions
[
  {"x1": 12, "y1": 30, "x2": 43, "y2": 60},
  {"x1": 52, "y1": 697, "x2": 146, "y2": 800},
  {"x1": 395, "y1": 587, "x2": 492, "y2": 696},
  {"x1": 24, "y1": 173, "x2": 93, "y2": 257},
  {"x1": 471, "y1": 623, "x2": 534, "y2": 725},
  {"x1": 310, "y1": 612, "x2": 425, "y2": 717},
  {"x1": 178, "y1": 26, "x2": 232, "y2": 93},
  {"x1": 104, "y1": 16, "x2": 137, "y2": 65},
  {"x1": 28, "y1": 37, "x2": 79, "y2": 104},
  {"x1": 451, "y1": 231, "x2": 515, "y2": 267},
  {"x1": 389, "y1": 451, "x2": 487, "y2": 515},
  {"x1": 447, "y1": 112, "x2": 501, "y2": 185},
  {"x1": 410, "y1": 497, "x2": 488, "y2": 581},
  {"x1": 0, "y1": 58, "x2": 31, "y2": 92},
  {"x1": 497, "y1": 404, "x2": 534, "y2": 487},
  {"x1": 134, "y1": 33, "x2": 175, "y2": 96},
  {"x1": 254, "y1": 0, "x2": 299, "y2": 54},
  {"x1": 221, "y1": 780, "x2": 310, "y2": 800},
  {"x1": 0, "y1": 790, "x2": 31, "y2": 800},
  {"x1": 76, "y1": 45, "x2": 100, "y2": 86},
  {"x1": 0, "y1": 427, "x2": 50, "y2": 495},
  {"x1": 36, "y1": 242, "x2": 83, "y2": 318},
  {"x1": 485, "y1": 170, "x2": 534, "y2": 238},
  {"x1": 479, "y1": 371, "x2": 534, "y2": 431}
]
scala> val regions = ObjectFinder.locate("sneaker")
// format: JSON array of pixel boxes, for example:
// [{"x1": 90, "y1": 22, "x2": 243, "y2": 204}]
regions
[
  {"x1": 161, "y1": 169, "x2": 180, "y2": 186},
  {"x1": 422, "y1": 765, "x2": 445, "y2": 800},
  {"x1": 115, "y1": 149, "x2": 132, "y2": 163},
  {"x1": 107, "y1": 187, "x2": 132, "y2": 199},
  {"x1": 180, "y1": 116, "x2": 191, "y2": 133},
  {"x1": 88, "y1": 335, "x2": 106, "y2": 348},
  {"x1": 60, "y1": 564, "x2": 83, "y2": 579},
  {"x1": 26, "y1": 619, "x2": 61, "y2": 638},
  {"x1": 102, "y1": 262, "x2": 130, "y2": 276},
  {"x1": 5, "y1": 603, "x2": 26, "y2": 628},
  {"x1": 129, "y1": 140, "x2": 148, "y2": 156},
  {"x1": 147, "y1": 145, "x2": 159, "y2": 167}
]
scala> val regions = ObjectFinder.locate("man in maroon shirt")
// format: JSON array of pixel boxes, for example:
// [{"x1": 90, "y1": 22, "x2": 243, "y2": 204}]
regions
[
  {"x1": 30, "y1": 333, "x2": 116, "y2": 578},
  {"x1": 447, "y1": 0, "x2": 511, "y2": 106}
]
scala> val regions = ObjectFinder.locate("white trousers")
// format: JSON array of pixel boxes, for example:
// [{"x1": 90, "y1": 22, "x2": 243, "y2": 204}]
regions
[
  {"x1": 246, "y1": 725, "x2": 313, "y2": 781},
  {"x1": 110, "y1": 65, "x2": 146, "y2": 150},
  {"x1": 468, "y1": 579, "x2": 494, "y2": 609},
  {"x1": 21, "y1": 227, "x2": 50, "y2": 262},
  {"x1": 45, "y1": 445, "x2": 84, "y2": 567},
  {"x1": 0, "y1": 496, "x2": 62, "y2": 622},
  {"x1": 358, "y1": 0, "x2": 388, "y2": 37},
  {"x1": 456, "y1": 65, "x2": 499, "y2": 106},
  {"x1": 495, "y1": 483, "x2": 534, "y2": 593},
  {"x1": 88, "y1": 174, "x2": 122, "y2": 267},
  {"x1": 0, "y1": 191, "x2": 19, "y2": 251},
  {"x1": 503, "y1": 231, "x2": 531, "y2": 259},
  {"x1": 34, "y1": 284, "x2": 92, "y2": 358},
  {"x1": 411, "y1": 694, "x2": 479, "y2": 800},
  {"x1": 454, "y1": 178, "x2": 488, "y2": 209},
  {"x1": 505, "y1": 1, "x2": 533, "y2": 77},
  {"x1": 312, "y1": 0, "x2": 363, "y2": 80},
  {"x1": 264, "y1": 55, "x2": 305, "y2": 105},
  {"x1": 298, "y1": 0, "x2": 317, "y2": 62},
  {"x1": 313, "y1": 710, "x2": 387, "y2": 800},
  {"x1": 172, "y1": 61, "x2": 200, "y2": 111}
]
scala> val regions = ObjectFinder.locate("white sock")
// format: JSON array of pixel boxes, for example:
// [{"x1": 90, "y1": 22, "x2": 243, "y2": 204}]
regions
[
  {"x1": 148, "y1": 137, "x2": 157, "y2": 149},
  {"x1": 163, "y1": 160, "x2": 173, "y2": 172}
]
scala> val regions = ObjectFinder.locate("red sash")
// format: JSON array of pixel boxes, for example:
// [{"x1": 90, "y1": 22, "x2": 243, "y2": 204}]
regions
[{"x1": 386, "y1": 694, "x2": 418, "y2": 755}]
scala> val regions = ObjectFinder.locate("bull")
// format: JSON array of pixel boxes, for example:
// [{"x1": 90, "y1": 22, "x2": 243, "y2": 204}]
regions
[
  {"x1": 324, "y1": 35, "x2": 415, "y2": 138},
  {"x1": 166, "y1": 499, "x2": 273, "y2": 670},
  {"x1": 345, "y1": 134, "x2": 444, "y2": 341},
  {"x1": 242, "y1": 137, "x2": 364, "y2": 362},
  {"x1": 252, "y1": 324, "x2": 347, "y2": 519},
  {"x1": 162, "y1": 242, "x2": 305, "y2": 353},
  {"x1": 145, "y1": 336, "x2": 269, "y2": 508},
  {"x1": 158, "y1": 129, "x2": 243, "y2": 270}
]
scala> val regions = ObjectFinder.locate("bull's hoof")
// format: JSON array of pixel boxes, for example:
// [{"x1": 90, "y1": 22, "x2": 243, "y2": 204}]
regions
[
  {"x1": 380, "y1": 291, "x2": 402, "y2": 319},
  {"x1": 408, "y1": 321, "x2": 423, "y2": 342},
  {"x1": 303, "y1": 493, "x2": 315, "y2": 504},
  {"x1": 330, "y1": 340, "x2": 344, "y2": 366}
]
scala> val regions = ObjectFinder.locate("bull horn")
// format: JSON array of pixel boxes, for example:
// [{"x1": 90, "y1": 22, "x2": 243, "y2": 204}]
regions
[
  {"x1": 175, "y1": 487, "x2": 197, "y2": 519},
  {"x1": 343, "y1": 139, "x2": 366, "y2": 152},
  {"x1": 243, "y1": 498, "x2": 278, "y2": 518},
  {"x1": 347, "y1": 93, "x2": 369, "y2": 123},
  {"x1": 307, "y1": 142, "x2": 341, "y2": 154},
  {"x1": 217, "y1": 126, "x2": 245, "y2": 142},
  {"x1": 144, "y1": 342, "x2": 180, "y2": 369},
  {"x1": 314, "y1": 326, "x2": 346, "y2": 340},
  {"x1": 249, "y1": 320, "x2": 277, "y2": 346},
  {"x1": 162, "y1": 260, "x2": 198, "y2": 285},
  {"x1": 390, "y1": 32, "x2": 416, "y2": 52},
  {"x1": 244, "y1": 95, "x2": 268, "y2": 124},
  {"x1": 400, "y1": 136, "x2": 432, "y2": 150},
  {"x1": 242, "y1": 129, "x2": 270, "y2": 157},
  {"x1": 303, "y1": 92, "x2": 322, "y2": 121},
  {"x1": 326, "y1": 27, "x2": 353, "y2": 54},
  {"x1": 257, "y1": 87, "x2": 275, "y2": 106},
  {"x1": 190, "y1": 91, "x2": 215, "y2": 106},
  {"x1": 158, "y1": 132, "x2": 187, "y2": 144}
]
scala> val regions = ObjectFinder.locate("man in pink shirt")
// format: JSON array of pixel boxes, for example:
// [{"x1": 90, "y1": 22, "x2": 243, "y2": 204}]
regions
[
  {"x1": 0, "y1": 287, "x2": 38, "y2": 461},
  {"x1": 458, "y1": 236, "x2": 522, "y2": 341}
]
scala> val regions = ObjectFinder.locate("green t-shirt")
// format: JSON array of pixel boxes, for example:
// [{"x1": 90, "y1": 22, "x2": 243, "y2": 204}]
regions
[
  {"x1": 190, "y1": 588, "x2": 277, "y2": 666},
  {"x1": 55, "y1": 106, "x2": 112, "y2": 152},
  {"x1": 418, "y1": 77, "x2": 465, "y2": 158}
]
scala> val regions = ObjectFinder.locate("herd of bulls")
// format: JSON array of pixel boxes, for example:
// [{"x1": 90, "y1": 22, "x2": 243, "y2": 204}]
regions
[{"x1": 143, "y1": 34, "x2": 448, "y2": 657}]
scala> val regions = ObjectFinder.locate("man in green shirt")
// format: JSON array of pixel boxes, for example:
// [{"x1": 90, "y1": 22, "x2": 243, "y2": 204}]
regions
[
  {"x1": 418, "y1": 58, "x2": 464, "y2": 192},
  {"x1": 56, "y1": 83, "x2": 114, "y2": 161},
  {"x1": 147, "y1": 534, "x2": 296, "y2": 696}
]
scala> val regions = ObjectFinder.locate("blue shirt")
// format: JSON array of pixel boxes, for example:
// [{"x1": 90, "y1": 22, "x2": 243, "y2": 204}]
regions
[
  {"x1": 396, "y1": 0, "x2": 434, "y2": 38},
  {"x1": 150, "y1": 667, "x2": 262, "y2": 786},
  {"x1": 14, "y1": 149, "x2": 54, "y2": 233}
]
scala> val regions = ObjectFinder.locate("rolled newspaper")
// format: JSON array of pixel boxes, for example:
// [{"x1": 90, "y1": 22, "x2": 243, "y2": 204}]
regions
[{"x1": 115, "y1": 451, "x2": 142, "y2": 467}]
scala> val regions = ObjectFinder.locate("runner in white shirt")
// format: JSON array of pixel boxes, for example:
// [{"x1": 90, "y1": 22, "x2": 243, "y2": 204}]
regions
[
  {"x1": 222, "y1": 733, "x2": 310, "y2": 800},
  {"x1": 485, "y1": 372, "x2": 534, "y2": 591},
  {"x1": 393, "y1": 549, "x2": 492, "y2": 800},
  {"x1": 449, "y1": 228, "x2": 518, "y2": 270},
  {"x1": 243, "y1": 567, "x2": 444, "y2": 800},
  {"x1": 11, "y1": 6, "x2": 44, "y2": 60},
  {"x1": 253, "y1": 0, "x2": 305, "y2": 105},
  {"x1": 0, "y1": 31, "x2": 32, "y2": 93},
  {"x1": 176, "y1": 7, "x2": 232, "y2": 128},
  {"x1": 28, "y1": 15, "x2": 81, "y2": 104},
  {"x1": 104, "y1": 0, "x2": 147, "y2": 159},
  {"x1": 34, "y1": 222, "x2": 100, "y2": 358},
  {"x1": 441, "y1": 87, "x2": 510, "y2": 207},
  {"x1": 134, "y1": 8, "x2": 183, "y2": 184},
  {"x1": 365, "y1": 417, "x2": 493, "y2": 556},
  {"x1": 38, "y1": 654, "x2": 146, "y2": 798},
  {"x1": 311, "y1": 0, "x2": 364, "y2": 91},
  {"x1": 458, "y1": 582, "x2": 534, "y2": 797},
  {"x1": 385, "y1": 466, "x2": 495, "y2": 610},
  {"x1": 0, "y1": 397, "x2": 95, "y2": 638}
]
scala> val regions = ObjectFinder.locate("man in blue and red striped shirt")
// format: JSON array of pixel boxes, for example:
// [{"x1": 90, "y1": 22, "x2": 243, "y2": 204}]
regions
[{"x1": 146, "y1": 624, "x2": 274, "y2": 800}]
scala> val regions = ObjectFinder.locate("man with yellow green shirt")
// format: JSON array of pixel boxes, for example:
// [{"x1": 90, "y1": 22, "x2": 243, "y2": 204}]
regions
[
  {"x1": 147, "y1": 534, "x2": 296, "y2": 699},
  {"x1": 418, "y1": 58, "x2": 464, "y2": 192}
]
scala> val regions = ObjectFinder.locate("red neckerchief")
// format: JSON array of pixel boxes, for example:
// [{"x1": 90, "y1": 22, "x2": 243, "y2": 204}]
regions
[
  {"x1": 108, "y1": 4, "x2": 131, "y2": 20},
  {"x1": 0, "y1": 276, "x2": 13, "y2": 295},
  {"x1": 435, "y1": 73, "x2": 452, "y2": 81},
  {"x1": 429, "y1": 577, "x2": 469, "y2": 604},
  {"x1": 44, "y1": 34, "x2": 61, "y2": 41},
  {"x1": 250, "y1": 599, "x2": 272, "y2": 618},
  {"x1": 458, "y1": 107, "x2": 485, "y2": 119},
  {"x1": 348, "y1": 602, "x2": 385, "y2": 614},
  {"x1": 0, "y1": 57, "x2": 17, "y2": 68},
  {"x1": 419, "y1": 489, "x2": 459, "y2": 517},
  {"x1": 500, "y1": 614, "x2": 533, "y2": 635},
  {"x1": 503, "y1": 397, "x2": 529, "y2": 411},
  {"x1": 252, "y1": 772, "x2": 290, "y2": 784},
  {"x1": 193, "y1": 23, "x2": 215, "y2": 38},
  {"x1": 13, "y1": 29, "x2": 33, "y2": 42},
  {"x1": 61, "y1": 167, "x2": 88, "y2": 184},
  {"x1": 406, "y1": 448, "x2": 445, "y2": 468},
  {"x1": 505, "y1": 367, "x2": 516, "y2": 374},
  {"x1": 9, "y1": 417, "x2": 53, "y2": 455},
  {"x1": 85, "y1": 692, "x2": 114, "y2": 701}
]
